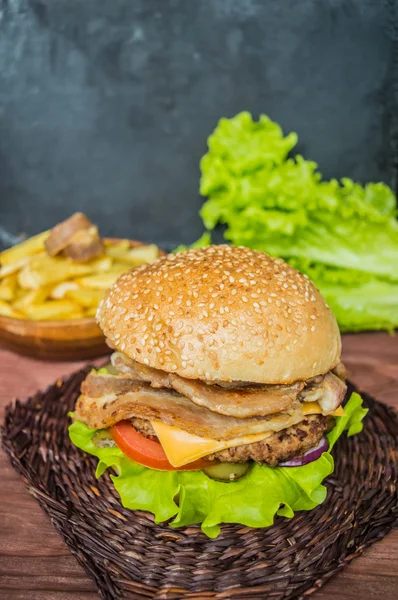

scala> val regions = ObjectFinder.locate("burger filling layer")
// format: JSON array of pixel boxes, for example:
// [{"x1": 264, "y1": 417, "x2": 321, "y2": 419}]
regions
[
  {"x1": 75, "y1": 353, "x2": 347, "y2": 468},
  {"x1": 129, "y1": 415, "x2": 331, "y2": 467}
]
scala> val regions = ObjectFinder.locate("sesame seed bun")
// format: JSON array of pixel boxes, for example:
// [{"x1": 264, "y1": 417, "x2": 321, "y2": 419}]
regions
[{"x1": 97, "y1": 245, "x2": 341, "y2": 384}]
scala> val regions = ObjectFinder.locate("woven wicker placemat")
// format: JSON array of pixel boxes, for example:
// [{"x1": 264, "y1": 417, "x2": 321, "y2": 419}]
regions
[{"x1": 2, "y1": 366, "x2": 397, "y2": 600}]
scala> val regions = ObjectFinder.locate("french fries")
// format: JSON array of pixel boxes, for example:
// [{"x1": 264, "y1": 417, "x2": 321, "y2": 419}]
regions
[
  {"x1": 0, "y1": 231, "x2": 49, "y2": 266},
  {"x1": 50, "y1": 281, "x2": 80, "y2": 299},
  {"x1": 104, "y1": 240, "x2": 130, "y2": 258},
  {"x1": 13, "y1": 288, "x2": 50, "y2": 312},
  {"x1": 116, "y1": 244, "x2": 159, "y2": 265},
  {"x1": 0, "y1": 275, "x2": 17, "y2": 301},
  {"x1": 86, "y1": 256, "x2": 113, "y2": 272},
  {"x1": 0, "y1": 257, "x2": 33, "y2": 279},
  {"x1": 75, "y1": 267, "x2": 128, "y2": 290},
  {"x1": 0, "y1": 222, "x2": 160, "y2": 321},
  {"x1": 66, "y1": 288, "x2": 104, "y2": 307},
  {"x1": 22, "y1": 300, "x2": 84, "y2": 321},
  {"x1": 18, "y1": 255, "x2": 95, "y2": 289},
  {"x1": 0, "y1": 299, "x2": 24, "y2": 319}
]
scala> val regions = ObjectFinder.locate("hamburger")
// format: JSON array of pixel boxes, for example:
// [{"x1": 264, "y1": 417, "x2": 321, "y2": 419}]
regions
[{"x1": 70, "y1": 245, "x2": 366, "y2": 536}]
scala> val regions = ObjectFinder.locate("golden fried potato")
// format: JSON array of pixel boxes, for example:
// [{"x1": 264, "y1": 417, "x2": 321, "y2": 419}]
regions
[
  {"x1": 86, "y1": 256, "x2": 113, "y2": 272},
  {"x1": 104, "y1": 240, "x2": 130, "y2": 258},
  {"x1": 13, "y1": 288, "x2": 50, "y2": 313},
  {"x1": 50, "y1": 281, "x2": 80, "y2": 299},
  {"x1": 0, "y1": 225, "x2": 159, "y2": 321},
  {"x1": 0, "y1": 257, "x2": 33, "y2": 279},
  {"x1": 18, "y1": 256, "x2": 95, "y2": 289},
  {"x1": 0, "y1": 299, "x2": 24, "y2": 319},
  {"x1": 112, "y1": 244, "x2": 159, "y2": 265},
  {"x1": 65, "y1": 288, "x2": 104, "y2": 308},
  {"x1": 0, "y1": 275, "x2": 17, "y2": 301},
  {"x1": 0, "y1": 231, "x2": 48, "y2": 266},
  {"x1": 76, "y1": 267, "x2": 128, "y2": 290},
  {"x1": 21, "y1": 300, "x2": 84, "y2": 321}
]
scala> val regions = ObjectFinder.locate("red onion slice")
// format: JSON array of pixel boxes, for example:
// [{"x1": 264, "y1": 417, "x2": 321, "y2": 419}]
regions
[{"x1": 279, "y1": 436, "x2": 329, "y2": 467}]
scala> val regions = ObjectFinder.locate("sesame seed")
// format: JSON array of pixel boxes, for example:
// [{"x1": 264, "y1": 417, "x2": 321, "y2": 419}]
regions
[{"x1": 97, "y1": 245, "x2": 330, "y2": 378}]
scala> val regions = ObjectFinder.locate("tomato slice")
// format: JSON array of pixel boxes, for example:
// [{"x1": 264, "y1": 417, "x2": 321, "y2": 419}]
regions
[{"x1": 110, "y1": 420, "x2": 214, "y2": 471}]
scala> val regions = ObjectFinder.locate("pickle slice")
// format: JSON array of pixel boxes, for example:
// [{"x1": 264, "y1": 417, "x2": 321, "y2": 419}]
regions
[
  {"x1": 92, "y1": 429, "x2": 116, "y2": 448},
  {"x1": 203, "y1": 462, "x2": 249, "y2": 482}
]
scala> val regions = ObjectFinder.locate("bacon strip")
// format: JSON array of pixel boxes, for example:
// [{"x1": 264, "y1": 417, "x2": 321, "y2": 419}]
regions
[
  {"x1": 301, "y1": 371, "x2": 347, "y2": 413},
  {"x1": 110, "y1": 353, "x2": 304, "y2": 418},
  {"x1": 77, "y1": 375, "x2": 303, "y2": 439}
]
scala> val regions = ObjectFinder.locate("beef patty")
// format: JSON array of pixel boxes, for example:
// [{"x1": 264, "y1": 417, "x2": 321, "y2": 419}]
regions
[{"x1": 130, "y1": 414, "x2": 331, "y2": 467}]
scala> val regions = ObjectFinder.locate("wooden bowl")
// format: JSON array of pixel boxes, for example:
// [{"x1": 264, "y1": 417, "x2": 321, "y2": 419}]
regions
[{"x1": 0, "y1": 239, "x2": 163, "y2": 361}]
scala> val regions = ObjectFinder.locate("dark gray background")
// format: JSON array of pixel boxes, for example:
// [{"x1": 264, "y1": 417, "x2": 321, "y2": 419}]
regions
[{"x1": 0, "y1": 0, "x2": 397, "y2": 250}]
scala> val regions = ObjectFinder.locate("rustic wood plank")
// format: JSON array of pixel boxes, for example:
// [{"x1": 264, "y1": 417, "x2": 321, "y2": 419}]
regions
[{"x1": 0, "y1": 332, "x2": 397, "y2": 599}]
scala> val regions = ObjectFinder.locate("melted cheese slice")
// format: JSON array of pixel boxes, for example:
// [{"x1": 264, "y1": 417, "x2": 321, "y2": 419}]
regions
[
  {"x1": 151, "y1": 402, "x2": 345, "y2": 467},
  {"x1": 151, "y1": 421, "x2": 273, "y2": 467},
  {"x1": 303, "y1": 402, "x2": 345, "y2": 417}
]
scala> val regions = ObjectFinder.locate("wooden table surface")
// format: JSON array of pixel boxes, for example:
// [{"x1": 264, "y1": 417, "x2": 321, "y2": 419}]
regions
[{"x1": 0, "y1": 332, "x2": 397, "y2": 600}]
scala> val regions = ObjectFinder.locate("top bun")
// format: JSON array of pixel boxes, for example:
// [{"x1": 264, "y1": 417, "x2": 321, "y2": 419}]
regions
[{"x1": 97, "y1": 245, "x2": 341, "y2": 384}]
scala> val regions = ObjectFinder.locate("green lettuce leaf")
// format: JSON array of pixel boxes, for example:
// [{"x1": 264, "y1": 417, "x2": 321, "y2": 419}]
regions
[
  {"x1": 327, "y1": 392, "x2": 368, "y2": 445},
  {"x1": 69, "y1": 392, "x2": 366, "y2": 538},
  {"x1": 201, "y1": 150, "x2": 398, "y2": 279},
  {"x1": 194, "y1": 112, "x2": 398, "y2": 332},
  {"x1": 287, "y1": 259, "x2": 398, "y2": 333}
]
